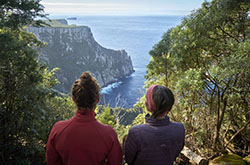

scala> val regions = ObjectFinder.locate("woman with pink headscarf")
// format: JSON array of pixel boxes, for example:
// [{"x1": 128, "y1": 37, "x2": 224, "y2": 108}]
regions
[{"x1": 124, "y1": 85, "x2": 185, "y2": 165}]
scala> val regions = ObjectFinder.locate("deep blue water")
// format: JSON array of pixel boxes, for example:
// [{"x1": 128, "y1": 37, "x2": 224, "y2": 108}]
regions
[{"x1": 50, "y1": 15, "x2": 183, "y2": 108}]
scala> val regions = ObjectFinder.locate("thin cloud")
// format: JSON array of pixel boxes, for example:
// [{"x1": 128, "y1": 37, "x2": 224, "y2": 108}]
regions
[
  {"x1": 41, "y1": 2, "x2": 134, "y2": 15},
  {"x1": 41, "y1": 1, "x2": 200, "y2": 15},
  {"x1": 41, "y1": 2, "x2": 130, "y2": 7}
]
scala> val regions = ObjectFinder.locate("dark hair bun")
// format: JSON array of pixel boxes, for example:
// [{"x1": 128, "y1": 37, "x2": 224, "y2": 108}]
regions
[
  {"x1": 72, "y1": 72, "x2": 100, "y2": 110},
  {"x1": 80, "y1": 72, "x2": 92, "y2": 85}
]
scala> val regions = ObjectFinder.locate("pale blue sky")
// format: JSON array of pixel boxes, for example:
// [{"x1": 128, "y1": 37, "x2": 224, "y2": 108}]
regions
[{"x1": 41, "y1": 0, "x2": 207, "y2": 16}]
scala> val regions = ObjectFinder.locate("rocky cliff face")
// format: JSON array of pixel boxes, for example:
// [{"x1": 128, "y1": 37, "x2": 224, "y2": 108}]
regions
[{"x1": 27, "y1": 20, "x2": 134, "y2": 93}]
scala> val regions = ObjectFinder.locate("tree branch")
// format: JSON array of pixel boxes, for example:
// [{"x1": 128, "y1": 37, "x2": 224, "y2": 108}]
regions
[
  {"x1": 224, "y1": 119, "x2": 250, "y2": 148},
  {"x1": 217, "y1": 26, "x2": 240, "y2": 43}
]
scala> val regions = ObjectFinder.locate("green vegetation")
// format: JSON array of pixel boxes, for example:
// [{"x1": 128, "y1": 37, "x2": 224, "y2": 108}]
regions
[
  {"x1": 46, "y1": 19, "x2": 72, "y2": 27},
  {"x1": 144, "y1": 0, "x2": 249, "y2": 159},
  {"x1": 0, "y1": 0, "x2": 74, "y2": 164},
  {"x1": 0, "y1": 0, "x2": 249, "y2": 164},
  {"x1": 243, "y1": 155, "x2": 250, "y2": 163},
  {"x1": 95, "y1": 106, "x2": 125, "y2": 142},
  {"x1": 42, "y1": 19, "x2": 80, "y2": 28},
  {"x1": 210, "y1": 153, "x2": 247, "y2": 165}
]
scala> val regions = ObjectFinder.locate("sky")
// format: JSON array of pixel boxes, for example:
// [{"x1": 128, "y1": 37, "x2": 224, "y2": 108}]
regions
[{"x1": 41, "y1": 0, "x2": 208, "y2": 16}]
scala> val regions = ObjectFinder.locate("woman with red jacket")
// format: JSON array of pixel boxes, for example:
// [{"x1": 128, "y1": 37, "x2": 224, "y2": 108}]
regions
[{"x1": 46, "y1": 72, "x2": 122, "y2": 165}]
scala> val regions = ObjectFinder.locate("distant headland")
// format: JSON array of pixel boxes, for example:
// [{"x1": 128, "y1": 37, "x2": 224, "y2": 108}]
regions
[{"x1": 27, "y1": 19, "x2": 134, "y2": 93}]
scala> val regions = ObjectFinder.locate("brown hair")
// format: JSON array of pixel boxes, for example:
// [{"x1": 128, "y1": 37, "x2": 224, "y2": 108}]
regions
[
  {"x1": 151, "y1": 85, "x2": 175, "y2": 118},
  {"x1": 72, "y1": 72, "x2": 100, "y2": 110}
]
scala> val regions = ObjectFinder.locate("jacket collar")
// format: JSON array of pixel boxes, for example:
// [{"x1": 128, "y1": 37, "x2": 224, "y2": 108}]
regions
[
  {"x1": 74, "y1": 109, "x2": 96, "y2": 122},
  {"x1": 145, "y1": 113, "x2": 170, "y2": 126}
]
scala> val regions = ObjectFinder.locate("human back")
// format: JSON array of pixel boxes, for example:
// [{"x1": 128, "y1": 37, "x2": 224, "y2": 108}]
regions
[
  {"x1": 124, "y1": 85, "x2": 185, "y2": 165},
  {"x1": 46, "y1": 72, "x2": 122, "y2": 165}
]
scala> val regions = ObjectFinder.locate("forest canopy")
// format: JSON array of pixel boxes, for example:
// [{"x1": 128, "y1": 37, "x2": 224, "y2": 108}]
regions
[
  {"x1": 0, "y1": 0, "x2": 75, "y2": 163},
  {"x1": 146, "y1": 0, "x2": 250, "y2": 158}
]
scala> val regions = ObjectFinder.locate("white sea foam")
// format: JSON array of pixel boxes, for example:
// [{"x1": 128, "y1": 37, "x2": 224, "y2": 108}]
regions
[
  {"x1": 101, "y1": 81, "x2": 122, "y2": 94},
  {"x1": 126, "y1": 72, "x2": 135, "y2": 78}
]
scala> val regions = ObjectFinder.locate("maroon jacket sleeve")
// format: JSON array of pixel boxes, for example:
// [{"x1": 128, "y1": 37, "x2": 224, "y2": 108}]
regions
[
  {"x1": 124, "y1": 127, "x2": 139, "y2": 165},
  {"x1": 46, "y1": 124, "x2": 62, "y2": 165},
  {"x1": 107, "y1": 129, "x2": 123, "y2": 165}
]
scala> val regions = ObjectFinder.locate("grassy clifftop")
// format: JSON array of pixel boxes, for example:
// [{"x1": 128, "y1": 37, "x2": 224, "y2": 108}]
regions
[{"x1": 43, "y1": 19, "x2": 85, "y2": 28}]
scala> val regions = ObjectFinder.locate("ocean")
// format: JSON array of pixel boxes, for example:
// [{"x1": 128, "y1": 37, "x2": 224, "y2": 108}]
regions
[{"x1": 50, "y1": 15, "x2": 183, "y2": 108}]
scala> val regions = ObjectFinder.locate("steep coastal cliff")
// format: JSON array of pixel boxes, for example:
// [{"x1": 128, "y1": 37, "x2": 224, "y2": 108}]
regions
[{"x1": 27, "y1": 19, "x2": 134, "y2": 93}]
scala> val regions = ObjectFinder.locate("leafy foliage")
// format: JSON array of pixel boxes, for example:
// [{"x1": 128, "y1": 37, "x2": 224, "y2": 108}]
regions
[
  {"x1": 96, "y1": 105, "x2": 116, "y2": 126},
  {"x1": 145, "y1": 0, "x2": 250, "y2": 158},
  {"x1": 0, "y1": 27, "x2": 44, "y2": 164},
  {"x1": 95, "y1": 105, "x2": 139, "y2": 142},
  {"x1": 0, "y1": 0, "x2": 74, "y2": 164},
  {"x1": 0, "y1": 0, "x2": 47, "y2": 29}
]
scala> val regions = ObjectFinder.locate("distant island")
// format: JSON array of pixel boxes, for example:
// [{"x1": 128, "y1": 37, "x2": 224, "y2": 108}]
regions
[{"x1": 67, "y1": 17, "x2": 77, "y2": 20}]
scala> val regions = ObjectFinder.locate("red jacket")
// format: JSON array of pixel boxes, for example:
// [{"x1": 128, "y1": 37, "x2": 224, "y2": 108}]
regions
[{"x1": 46, "y1": 110, "x2": 122, "y2": 165}]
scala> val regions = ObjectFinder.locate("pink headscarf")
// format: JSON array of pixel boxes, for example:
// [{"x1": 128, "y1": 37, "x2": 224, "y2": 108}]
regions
[{"x1": 145, "y1": 85, "x2": 158, "y2": 112}]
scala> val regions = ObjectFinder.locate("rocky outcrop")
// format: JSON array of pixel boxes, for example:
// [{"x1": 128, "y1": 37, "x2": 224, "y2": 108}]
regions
[{"x1": 27, "y1": 19, "x2": 134, "y2": 93}]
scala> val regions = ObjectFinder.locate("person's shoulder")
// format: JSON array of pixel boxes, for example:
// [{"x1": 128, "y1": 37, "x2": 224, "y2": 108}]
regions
[
  {"x1": 131, "y1": 124, "x2": 146, "y2": 129},
  {"x1": 171, "y1": 121, "x2": 185, "y2": 134},
  {"x1": 128, "y1": 124, "x2": 146, "y2": 134},
  {"x1": 51, "y1": 118, "x2": 74, "y2": 133},
  {"x1": 172, "y1": 121, "x2": 184, "y2": 126},
  {"x1": 172, "y1": 121, "x2": 184, "y2": 128},
  {"x1": 95, "y1": 121, "x2": 117, "y2": 134},
  {"x1": 54, "y1": 118, "x2": 72, "y2": 126}
]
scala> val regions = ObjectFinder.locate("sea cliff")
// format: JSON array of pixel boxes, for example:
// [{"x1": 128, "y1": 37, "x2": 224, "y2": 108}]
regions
[{"x1": 27, "y1": 19, "x2": 134, "y2": 93}]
